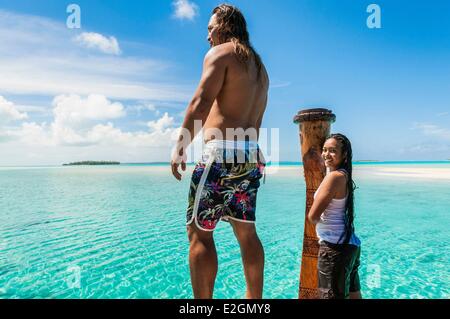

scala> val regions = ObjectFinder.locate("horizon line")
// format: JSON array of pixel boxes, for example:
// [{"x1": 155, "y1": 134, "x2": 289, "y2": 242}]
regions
[{"x1": 0, "y1": 160, "x2": 449, "y2": 168}]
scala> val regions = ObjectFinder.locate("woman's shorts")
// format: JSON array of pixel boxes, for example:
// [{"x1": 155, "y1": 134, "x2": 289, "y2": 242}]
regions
[{"x1": 318, "y1": 240, "x2": 361, "y2": 299}]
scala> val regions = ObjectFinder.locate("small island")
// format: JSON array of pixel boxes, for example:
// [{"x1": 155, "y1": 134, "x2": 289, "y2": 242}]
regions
[{"x1": 63, "y1": 161, "x2": 120, "y2": 166}]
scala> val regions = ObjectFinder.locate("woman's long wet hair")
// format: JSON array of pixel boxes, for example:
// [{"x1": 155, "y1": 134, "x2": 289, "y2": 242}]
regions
[
  {"x1": 327, "y1": 133, "x2": 357, "y2": 244},
  {"x1": 212, "y1": 4, "x2": 263, "y2": 78}
]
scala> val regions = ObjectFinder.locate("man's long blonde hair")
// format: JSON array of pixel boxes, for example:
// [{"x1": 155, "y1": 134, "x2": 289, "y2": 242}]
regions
[{"x1": 212, "y1": 4, "x2": 263, "y2": 78}]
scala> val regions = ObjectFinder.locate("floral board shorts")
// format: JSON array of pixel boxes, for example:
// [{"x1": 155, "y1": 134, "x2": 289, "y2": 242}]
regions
[{"x1": 186, "y1": 140, "x2": 266, "y2": 232}]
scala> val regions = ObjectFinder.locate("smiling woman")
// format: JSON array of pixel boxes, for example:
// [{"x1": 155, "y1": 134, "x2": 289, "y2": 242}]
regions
[{"x1": 308, "y1": 133, "x2": 362, "y2": 299}]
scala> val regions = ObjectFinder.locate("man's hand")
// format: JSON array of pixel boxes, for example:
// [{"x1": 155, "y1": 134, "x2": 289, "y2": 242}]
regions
[{"x1": 171, "y1": 147, "x2": 187, "y2": 181}]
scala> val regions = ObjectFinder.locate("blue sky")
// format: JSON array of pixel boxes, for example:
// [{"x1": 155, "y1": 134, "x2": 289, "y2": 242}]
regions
[{"x1": 0, "y1": 0, "x2": 449, "y2": 165}]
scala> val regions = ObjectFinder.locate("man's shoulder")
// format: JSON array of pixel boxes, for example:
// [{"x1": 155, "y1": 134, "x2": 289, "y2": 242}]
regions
[{"x1": 205, "y1": 43, "x2": 235, "y2": 62}]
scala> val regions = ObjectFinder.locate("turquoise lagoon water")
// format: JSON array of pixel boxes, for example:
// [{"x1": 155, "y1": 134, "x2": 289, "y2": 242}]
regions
[{"x1": 0, "y1": 163, "x2": 449, "y2": 299}]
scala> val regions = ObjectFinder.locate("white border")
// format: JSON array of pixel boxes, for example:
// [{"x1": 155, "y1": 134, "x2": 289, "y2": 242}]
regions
[{"x1": 186, "y1": 152, "x2": 216, "y2": 232}]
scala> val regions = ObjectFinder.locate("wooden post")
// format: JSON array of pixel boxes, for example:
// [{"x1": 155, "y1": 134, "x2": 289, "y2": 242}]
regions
[{"x1": 293, "y1": 108, "x2": 336, "y2": 299}]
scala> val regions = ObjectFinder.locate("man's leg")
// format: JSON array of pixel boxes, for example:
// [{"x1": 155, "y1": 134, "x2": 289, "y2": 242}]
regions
[
  {"x1": 230, "y1": 220, "x2": 264, "y2": 299},
  {"x1": 187, "y1": 223, "x2": 218, "y2": 299}
]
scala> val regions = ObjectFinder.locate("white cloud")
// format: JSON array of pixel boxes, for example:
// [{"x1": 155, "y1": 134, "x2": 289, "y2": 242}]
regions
[
  {"x1": 17, "y1": 122, "x2": 53, "y2": 146},
  {"x1": 398, "y1": 142, "x2": 450, "y2": 158},
  {"x1": 0, "y1": 9, "x2": 196, "y2": 165},
  {"x1": 52, "y1": 94, "x2": 125, "y2": 129},
  {"x1": 146, "y1": 104, "x2": 157, "y2": 112},
  {"x1": 147, "y1": 112, "x2": 174, "y2": 132},
  {"x1": 0, "y1": 127, "x2": 178, "y2": 165},
  {"x1": 414, "y1": 123, "x2": 450, "y2": 141},
  {"x1": 14, "y1": 104, "x2": 49, "y2": 115},
  {"x1": 85, "y1": 122, "x2": 178, "y2": 148},
  {"x1": 0, "y1": 10, "x2": 192, "y2": 101},
  {"x1": 75, "y1": 32, "x2": 121, "y2": 55},
  {"x1": 270, "y1": 81, "x2": 292, "y2": 89},
  {"x1": 47, "y1": 94, "x2": 127, "y2": 146},
  {"x1": 127, "y1": 103, "x2": 159, "y2": 115},
  {"x1": 0, "y1": 95, "x2": 180, "y2": 164},
  {"x1": 0, "y1": 96, "x2": 28, "y2": 123},
  {"x1": 173, "y1": 0, "x2": 199, "y2": 21}
]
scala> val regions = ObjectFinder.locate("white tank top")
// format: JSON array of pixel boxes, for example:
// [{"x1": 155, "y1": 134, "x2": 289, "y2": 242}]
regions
[{"x1": 314, "y1": 169, "x2": 361, "y2": 246}]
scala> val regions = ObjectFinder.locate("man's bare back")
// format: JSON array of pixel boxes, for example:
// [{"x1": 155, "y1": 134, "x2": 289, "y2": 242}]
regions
[
  {"x1": 202, "y1": 42, "x2": 269, "y2": 142},
  {"x1": 172, "y1": 5, "x2": 269, "y2": 178}
]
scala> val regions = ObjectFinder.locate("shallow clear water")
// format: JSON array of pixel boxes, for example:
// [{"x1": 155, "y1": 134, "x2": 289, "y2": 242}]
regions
[{"x1": 0, "y1": 165, "x2": 449, "y2": 299}]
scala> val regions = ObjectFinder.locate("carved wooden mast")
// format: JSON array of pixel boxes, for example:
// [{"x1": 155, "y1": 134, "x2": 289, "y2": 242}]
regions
[{"x1": 293, "y1": 108, "x2": 336, "y2": 299}]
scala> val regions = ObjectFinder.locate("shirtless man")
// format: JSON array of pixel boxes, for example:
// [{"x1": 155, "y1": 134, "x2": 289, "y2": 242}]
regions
[{"x1": 171, "y1": 4, "x2": 269, "y2": 299}]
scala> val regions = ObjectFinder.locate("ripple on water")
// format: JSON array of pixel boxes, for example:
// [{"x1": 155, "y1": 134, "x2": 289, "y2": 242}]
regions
[{"x1": 0, "y1": 166, "x2": 448, "y2": 298}]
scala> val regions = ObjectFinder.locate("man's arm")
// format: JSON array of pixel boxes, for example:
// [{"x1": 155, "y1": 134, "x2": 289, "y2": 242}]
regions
[{"x1": 171, "y1": 47, "x2": 227, "y2": 180}]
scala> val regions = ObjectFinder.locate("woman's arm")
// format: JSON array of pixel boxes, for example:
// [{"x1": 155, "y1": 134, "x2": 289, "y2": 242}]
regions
[{"x1": 307, "y1": 173, "x2": 344, "y2": 225}]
